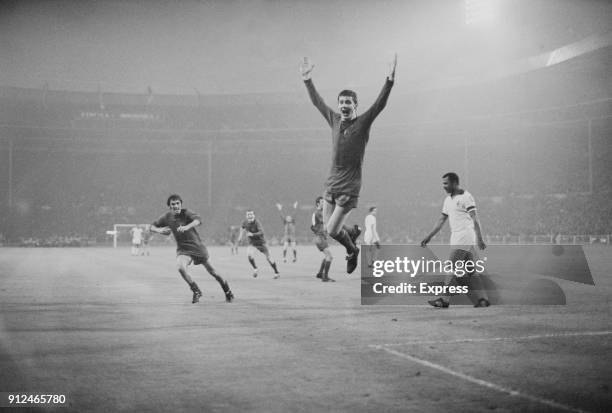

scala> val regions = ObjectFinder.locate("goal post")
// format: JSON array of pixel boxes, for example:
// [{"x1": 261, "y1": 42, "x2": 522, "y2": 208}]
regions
[{"x1": 107, "y1": 224, "x2": 143, "y2": 248}]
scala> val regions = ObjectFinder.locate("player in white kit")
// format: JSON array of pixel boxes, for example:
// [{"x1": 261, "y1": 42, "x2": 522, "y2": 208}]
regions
[
  {"x1": 421, "y1": 172, "x2": 490, "y2": 308},
  {"x1": 363, "y1": 206, "x2": 381, "y2": 267},
  {"x1": 130, "y1": 225, "x2": 143, "y2": 256}
]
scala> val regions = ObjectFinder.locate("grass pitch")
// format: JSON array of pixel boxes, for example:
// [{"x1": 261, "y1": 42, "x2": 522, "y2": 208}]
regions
[{"x1": 0, "y1": 245, "x2": 610, "y2": 412}]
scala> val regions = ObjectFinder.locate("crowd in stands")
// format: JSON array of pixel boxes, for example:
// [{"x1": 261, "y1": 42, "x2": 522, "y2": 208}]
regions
[
  {"x1": 2, "y1": 191, "x2": 610, "y2": 247},
  {"x1": 2, "y1": 76, "x2": 610, "y2": 248},
  {"x1": 17, "y1": 234, "x2": 89, "y2": 247}
]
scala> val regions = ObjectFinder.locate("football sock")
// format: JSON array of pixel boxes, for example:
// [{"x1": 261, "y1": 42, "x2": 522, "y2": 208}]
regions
[
  {"x1": 270, "y1": 261, "x2": 279, "y2": 274},
  {"x1": 331, "y1": 228, "x2": 357, "y2": 254},
  {"x1": 188, "y1": 281, "x2": 201, "y2": 293},
  {"x1": 317, "y1": 259, "x2": 326, "y2": 275},
  {"x1": 324, "y1": 260, "x2": 331, "y2": 276}
]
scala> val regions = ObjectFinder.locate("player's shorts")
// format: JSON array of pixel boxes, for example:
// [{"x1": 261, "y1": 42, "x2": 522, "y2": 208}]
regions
[
  {"x1": 132, "y1": 241, "x2": 141, "y2": 247},
  {"x1": 283, "y1": 235, "x2": 296, "y2": 244},
  {"x1": 448, "y1": 248, "x2": 476, "y2": 278},
  {"x1": 449, "y1": 248, "x2": 473, "y2": 263},
  {"x1": 249, "y1": 243, "x2": 269, "y2": 255},
  {"x1": 177, "y1": 247, "x2": 209, "y2": 265},
  {"x1": 363, "y1": 233, "x2": 376, "y2": 245},
  {"x1": 314, "y1": 234, "x2": 329, "y2": 251},
  {"x1": 324, "y1": 190, "x2": 358, "y2": 210},
  {"x1": 177, "y1": 254, "x2": 209, "y2": 266}
]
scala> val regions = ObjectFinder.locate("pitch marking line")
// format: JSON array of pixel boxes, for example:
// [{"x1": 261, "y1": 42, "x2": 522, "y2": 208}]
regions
[
  {"x1": 371, "y1": 345, "x2": 588, "y2": 413},
  {"x1": 370, "y1": 331, "x2": 612, "y2": 413},
  {"x1": 378, "y1": 330, "x2": 612, "y2": 347}
]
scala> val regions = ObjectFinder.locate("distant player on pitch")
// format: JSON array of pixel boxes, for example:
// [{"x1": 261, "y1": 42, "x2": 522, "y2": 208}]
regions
[
  {"x1": 301, "y1": 54, "x2": 396, "y2": 274},
  {"x1": 421, "y1": 173, "x2": 490, "y2": 308},
  {"x1": 312, "y1": 196, "x2": 334, "y2": 282},
  {"x1": 237, "y1": 210, "x2": 280, "y2": 279},
  {"x1": 228, "y1": 225, "x2": 240, "y2": 255},
  {"x1": 276, "y1": 201, "x2": 298, "y2": 263},
  {"x1": 130, "y1": 225, "x2": 143, "y2": 256},
  {"x1": 364, "y1": 206, "x2": 381, "y2": 268},
  {"x1": 141, "y1": 224, "x2": 153, "y2": 256},
  {"x1": 150, "y1": 194, "x2": 234, "y2": 304}
]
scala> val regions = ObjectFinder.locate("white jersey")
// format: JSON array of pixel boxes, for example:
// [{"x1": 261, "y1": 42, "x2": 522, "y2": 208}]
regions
[
  {"x1": 131, "y1": 227, "x2": 143, "y2": 244},
  {"x1": 442, "y1": 190, "x2": 476, "y2": 250},
  {"x1": 364, "y1": 214, "x2": 379, "y2": 244}
]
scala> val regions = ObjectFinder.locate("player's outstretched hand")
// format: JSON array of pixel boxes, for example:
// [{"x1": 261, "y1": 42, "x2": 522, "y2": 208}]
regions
[
  {"x1": 293, "y1": 201, "x2": 298, "y2": 209},
  {"x1": 300, "y1": 57, "x2": 314, "y2": 80},
  {"x1": 477, "y1": 239, "x2": 487, "y2": 250},
  {"x1": 276, "y1": 203, "x2": 282, "y2": 211},
  {"x1": 387, "y1": 53, "x2": 397, "y2": 81},
  {"x1": 420, "y1": 236, "x2": 430, "y2": 247}
]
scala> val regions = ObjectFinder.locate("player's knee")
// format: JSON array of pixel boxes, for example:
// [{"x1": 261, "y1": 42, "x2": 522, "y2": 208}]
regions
[{"x1": 176, "y1": 260, "x2": 188, "y2": 273}]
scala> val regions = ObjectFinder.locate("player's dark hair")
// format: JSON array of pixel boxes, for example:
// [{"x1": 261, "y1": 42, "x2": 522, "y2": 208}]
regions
[
  {"x1": 369, "y1": 206, "x2": 377, "y2": 213},
  {"x1": 315, "y1": 196, "x2": 323, "y2": 205},
  {"x1": 442, "y1": 172, "x2": 460, "y2": 184},
  {"x1": 337, "y1": 89, "x2": 357, "y2": 105},
  {"x1": 167, "y1": 194, "x2": 182, "y2": 206}
]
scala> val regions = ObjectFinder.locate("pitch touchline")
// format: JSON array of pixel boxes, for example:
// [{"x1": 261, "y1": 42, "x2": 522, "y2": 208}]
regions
[
  {"x1": 372, "y1": 345, "x2": 590, "y2": 413},
  {"x1": 376, "y1": 330, "x2": 612, "y2": 347}
]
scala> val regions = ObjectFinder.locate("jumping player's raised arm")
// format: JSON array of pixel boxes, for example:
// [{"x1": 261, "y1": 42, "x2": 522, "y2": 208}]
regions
[
  {"x1": 300, "y1": 57, "x2": 335, "y2": 127},
  {"x1": 362, "y1": 53, "x2": 397, "y2": 122},
  {"x1": 276, "y1": 203, "x2": 286, "y2": 222}
]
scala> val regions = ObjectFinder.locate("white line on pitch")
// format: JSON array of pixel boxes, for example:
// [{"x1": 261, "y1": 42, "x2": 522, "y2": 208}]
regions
[
  {"x1": 372, "y1": 345, "x2": 590, "y2": 413},
  {"x1": 377, "y1": 330, "x2": 612, "y2": 347}
]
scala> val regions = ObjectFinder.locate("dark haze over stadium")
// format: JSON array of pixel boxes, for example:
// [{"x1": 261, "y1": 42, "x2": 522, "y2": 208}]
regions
[
  {"x1": 2, "y1": 0, "x2": 610, "y2": 94},
  {"x1": 0, "y1": 0, "x2": 611, "y2": 245}
]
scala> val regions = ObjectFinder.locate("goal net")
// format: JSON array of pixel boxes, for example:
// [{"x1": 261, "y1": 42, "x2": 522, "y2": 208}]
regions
[{"x1": 107, "y1": 224, "x2": 149, "y2": 249}]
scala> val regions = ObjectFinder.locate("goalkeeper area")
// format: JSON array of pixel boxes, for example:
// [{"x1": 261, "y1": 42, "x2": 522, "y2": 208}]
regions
[
  {"x1": 107, "y1": 224, "x2": 171, "y2": 249},
  {"x1": 0, "y1": 245, "x2": 610, "y2": 412}
]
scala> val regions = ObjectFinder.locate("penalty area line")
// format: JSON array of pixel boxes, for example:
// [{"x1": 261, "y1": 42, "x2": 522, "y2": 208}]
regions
[
  {"x1": 371, "y1": 344, "x2": 590, "y2": 413},
  {"x1": 377, "y1": 330, "x2": 612, "y2": 347}
]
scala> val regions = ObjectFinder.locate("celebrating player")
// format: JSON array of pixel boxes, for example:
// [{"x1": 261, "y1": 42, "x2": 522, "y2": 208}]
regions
[
  {"x1": 300, "y1": 54, "x2": 396, "y2": 274},
  {"x1": 421, "y1": 173, "x2": 490, "y2": 308},
  {"x1": 311, "y1": 196, "x2": 334, "y2": 282},
  {"x1": 237, "y1": 210, "x2": 280, "y2": 279},
  {"x1": 276, "y1": 201, "x2": 298, "y2": 263},
  {"x1": 150, "y1": 194, "x2": 234, "y2": 304}
]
